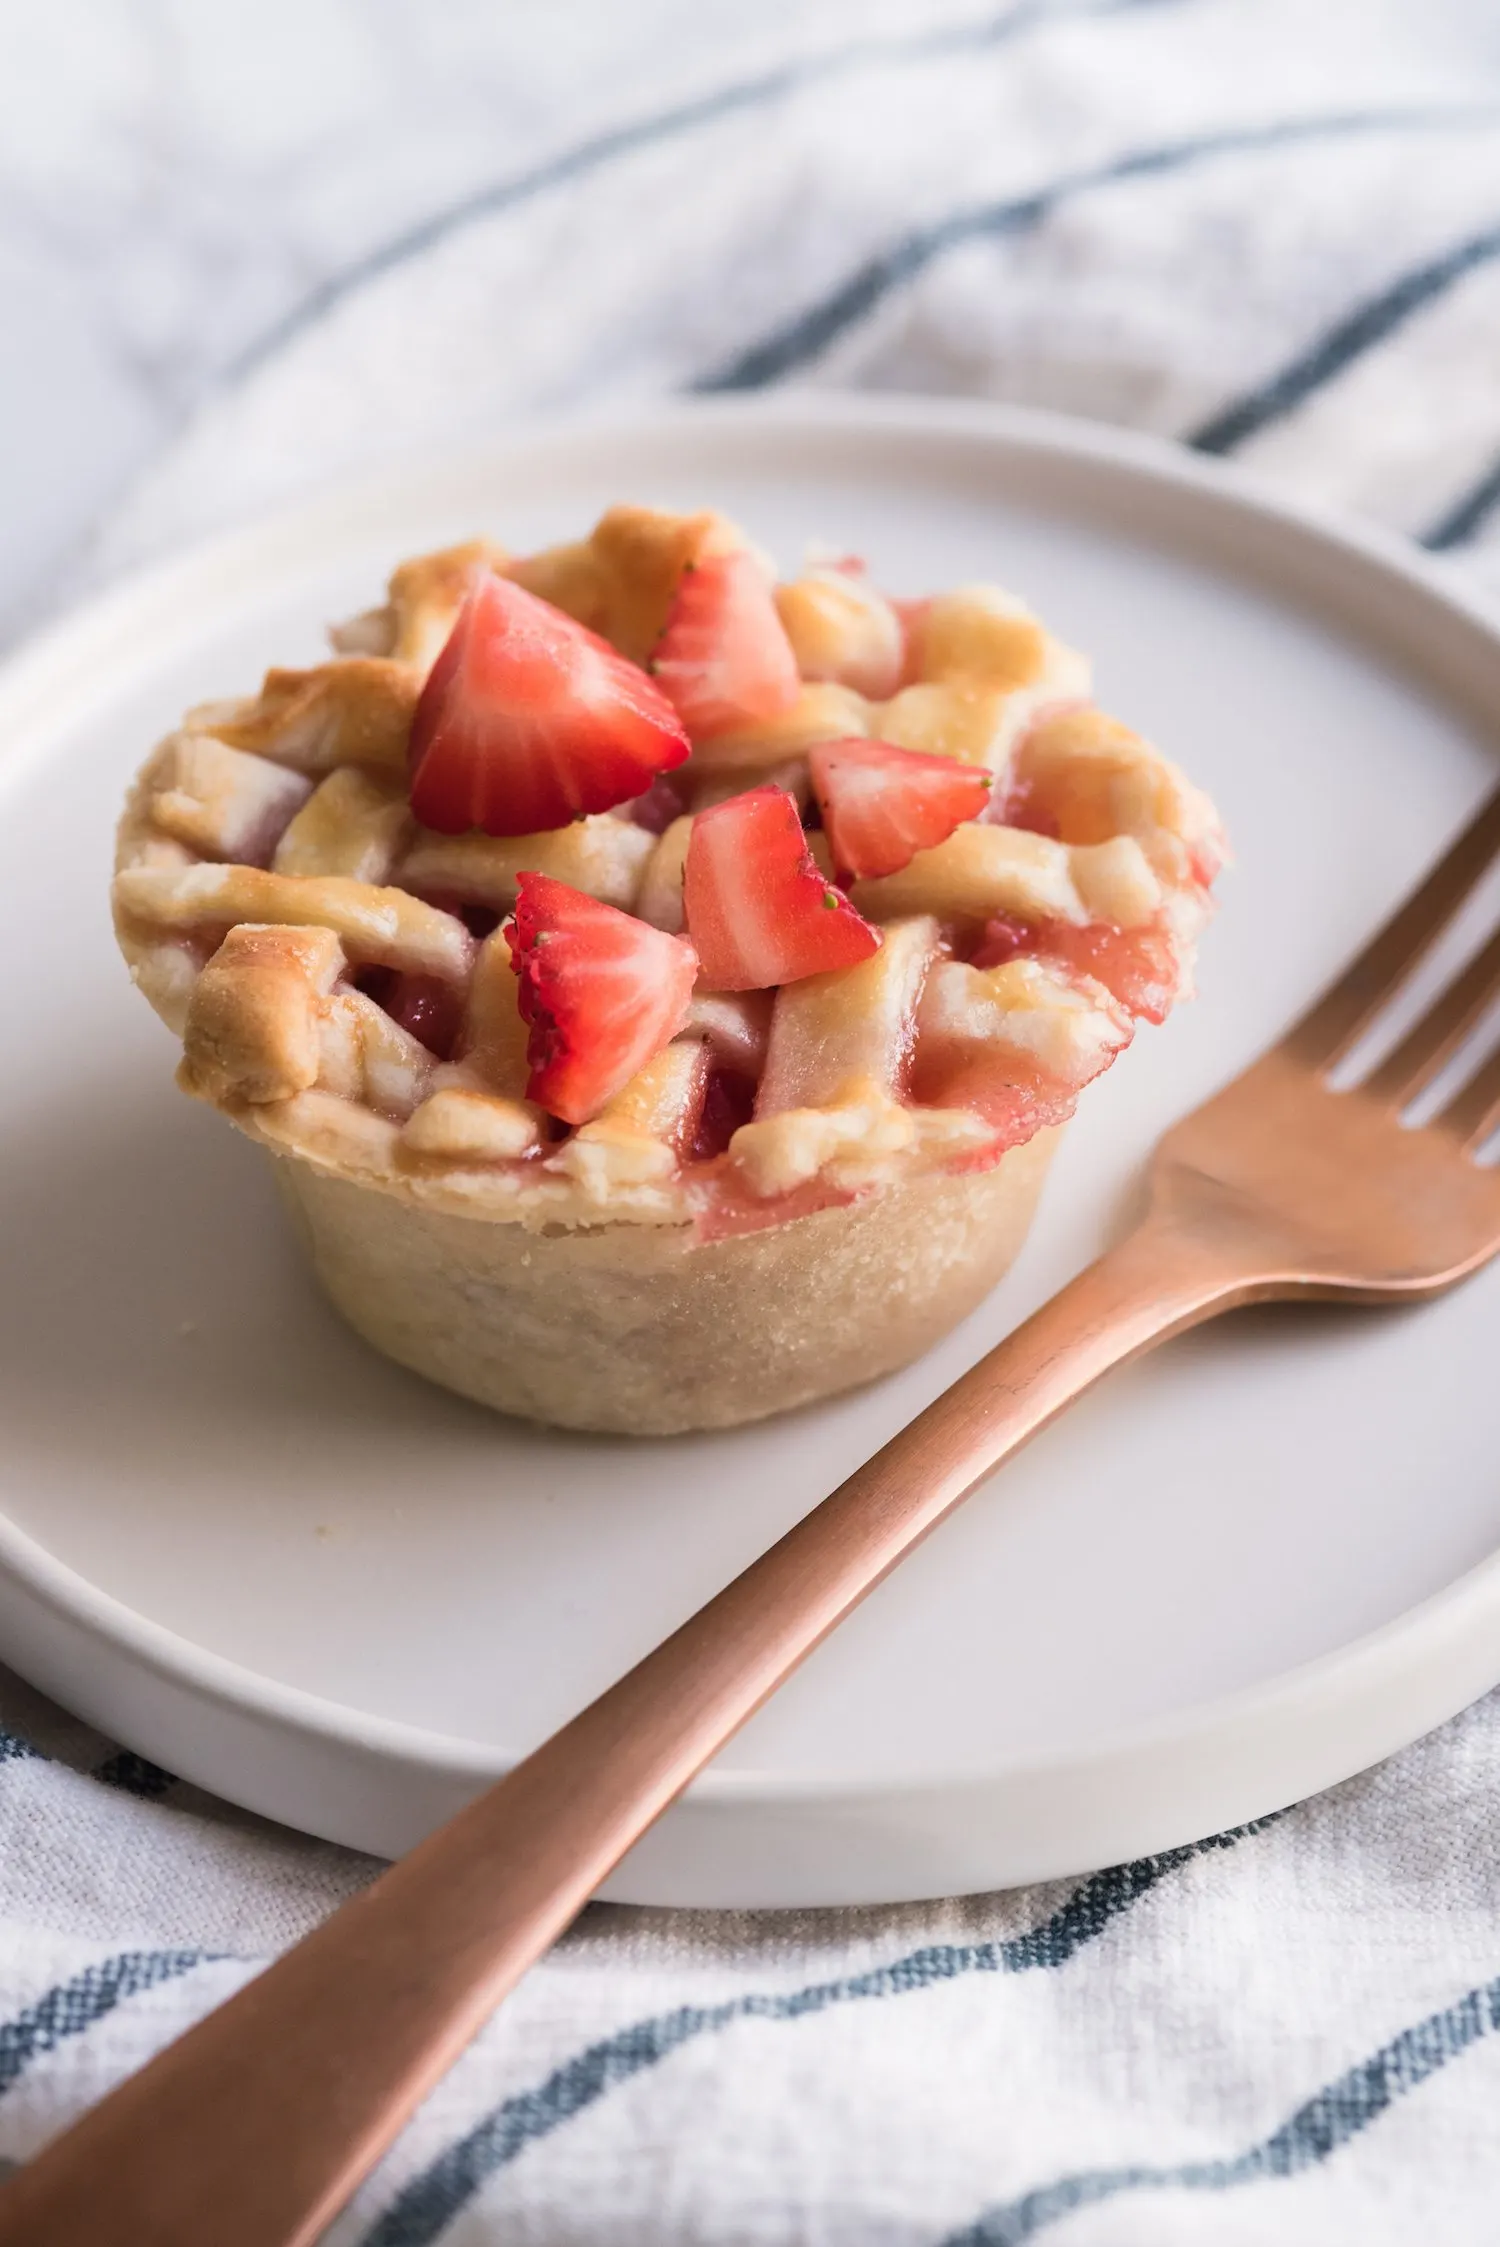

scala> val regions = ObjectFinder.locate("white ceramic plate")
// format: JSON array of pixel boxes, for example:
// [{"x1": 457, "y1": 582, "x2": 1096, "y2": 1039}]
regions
[{"x1": 2, "y1": 396, "x2": 1498, "y2": 1908}]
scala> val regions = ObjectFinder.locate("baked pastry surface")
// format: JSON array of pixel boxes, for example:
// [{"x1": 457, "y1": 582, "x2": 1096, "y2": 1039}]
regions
[
  {"x1": 276, "y1": 1127, "x2": 1060, "y2": 1434},
  {"x1": 112, "y1": 506, "x2": 1224, "y2": 1430}
]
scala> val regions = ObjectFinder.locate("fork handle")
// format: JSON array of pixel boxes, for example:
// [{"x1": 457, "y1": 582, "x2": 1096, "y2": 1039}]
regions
[{"x1": 0, "y1": 1214, "x2": 1260, "y2": 2247}]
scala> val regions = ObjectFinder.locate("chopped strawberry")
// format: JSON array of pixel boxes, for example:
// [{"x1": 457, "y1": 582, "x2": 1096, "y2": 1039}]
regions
[
  {"x1": 809, "y1": 737, "x2": 991, "y2": 880},
  {"x1": 409, "y1": 573, "x2": 690, "y2": 838},
  {"x1": 972, "y1": 910, "x2": 1185, "y2": 1025},
  {"x1": 508, "y1": 873, "x2": 698, "y2": 1125},
  {"x1": 650, "y1": 551, "x2": 801, "y2": 738},
  {"x1": 683, "y1": 786, "x2": 881, "y2": 991}
]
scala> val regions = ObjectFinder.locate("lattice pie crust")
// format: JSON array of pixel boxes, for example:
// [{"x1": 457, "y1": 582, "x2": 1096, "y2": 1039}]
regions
[{"x1": 113, "y1": 509, "x2": 1222, "y2": 1431}]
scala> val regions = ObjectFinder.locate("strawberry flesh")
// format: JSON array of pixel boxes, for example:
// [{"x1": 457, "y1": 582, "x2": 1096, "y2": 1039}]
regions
[
  {"x1": 651, "y1": 551, "x2": 801, "y2": 738},
  {"x1": 508, "y1": 872, "x2": 698, "y2": 1125},
  {"x1": 683, "y1": 786, "x2": 882, "y2": 991},
  {"x1": 809, "y1": 737, "x2": 992, "y2": 880},
  {"x1": 409, "y1": 573, "x2": 690, "y2": 837}
]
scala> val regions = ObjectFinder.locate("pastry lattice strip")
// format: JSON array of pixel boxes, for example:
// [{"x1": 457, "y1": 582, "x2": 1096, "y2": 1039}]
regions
[{"x1": 113, "y1": 517, "x2": 1220, "y2": 1220}]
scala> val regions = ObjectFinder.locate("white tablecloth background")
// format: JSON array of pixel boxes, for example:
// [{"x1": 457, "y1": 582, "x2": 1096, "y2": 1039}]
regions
[{"x1": 6, "y1": 3, "x2": 1500, "y2": 2239}]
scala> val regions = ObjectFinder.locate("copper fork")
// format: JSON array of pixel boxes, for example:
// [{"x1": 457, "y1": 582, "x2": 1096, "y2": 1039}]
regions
[{"x1": 6, "y1": 788, "x2": 1500, "y2": 2247}]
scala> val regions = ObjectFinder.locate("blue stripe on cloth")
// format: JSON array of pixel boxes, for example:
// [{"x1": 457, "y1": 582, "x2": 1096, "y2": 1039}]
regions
[
  {"x1": 229, "y1": 0, "x2": 1183, "y2": 380},
  {"x1": 362, "y1": 1817, "x2": 1281, "y2": 2247},
  {"x1": 1189, "y1": 223, "x2": 1500, "y2": 455},
  {"x1": 91, "y1": 1751, "x2": 178, "y2": 1801},
  {"x1": 0, "y1": 1950, "x2": 215, "y2": 2099},
  {"x1": 939, "y1": 1971, "x2": 1500, "y2": 2244},
  {"x1": 1423, "y1": 447, "x2": 1500, "y2": 548},
  {"x1": 692, "y1": 107, "x2": 1500, "y2": 393},
  {"x1": 0, "y1": 1731, "x2": 35, "y2": 1767}
]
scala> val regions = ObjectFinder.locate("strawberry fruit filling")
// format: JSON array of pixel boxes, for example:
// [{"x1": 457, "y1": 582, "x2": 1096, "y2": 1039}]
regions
[
  {"x1": 357, "y1": 969, "x2": 466, "y2": 1062},
  {"x1": 363, "y1": 530, "x2": 1224, "y2": 1212},
  {"x1": 994, "y1": 774, "x2": 1060, "y2": 840},
  {"x1": 683, "y1": 786, "x2": 882, "y2": 991},
  {"x1": 409, "y1": 573, "x2": 691, "y2": 837},
  {"x1": 508, "y1": 873, "x2": 698, "y2": 1125},
  {"x1": 691, "y1": 1066, "x2": 758, "y2": 1162},
  {"x1": 972, "y1": 911, "x2": 1186, "y2": 1025},
  {"x1": 809, "y1": 737, "x2": 992, "y2": 880},
  {"x1": 916, "y1": 1055, "x2": 1085, "y2": 1149}
]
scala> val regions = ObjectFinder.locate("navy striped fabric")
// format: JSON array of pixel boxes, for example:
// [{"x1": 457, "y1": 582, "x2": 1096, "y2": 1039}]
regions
[
  {"x1": 91, "y1": 0, "x2": 1500, "y2": 571},
  {"x1": 228, "y1": 0, "x2": 1183, "y2": 384},
  {"x1": 363, "y1": 1823, "x2": 1280, "y2": 2247},
  {"x1": 0, "y1": 1951, "x2": 214, "y2": 2099},
  {"x1": 942, "y1": 1975, "x2": 1500, "y2": 2243},
  {"x1": 7, "y1": 6, "x2": 1500, "y2": 2242},
  {"x1": 694, "y1": 109, "x2": 1500, "y2": 394}
]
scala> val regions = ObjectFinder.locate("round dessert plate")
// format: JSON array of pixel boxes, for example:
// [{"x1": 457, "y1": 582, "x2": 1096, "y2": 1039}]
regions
[{"x1": 2, "y1": 396, "x2": 1499, "y2": 1907}]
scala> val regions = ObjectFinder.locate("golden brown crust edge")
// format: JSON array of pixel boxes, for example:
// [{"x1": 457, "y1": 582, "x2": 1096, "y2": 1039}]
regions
[{"x1": 272, "y1": 1127, "x2": 1061, "y2": 1435}]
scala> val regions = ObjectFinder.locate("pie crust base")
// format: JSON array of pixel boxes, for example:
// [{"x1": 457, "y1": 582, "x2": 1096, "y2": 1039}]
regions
[
  {"x1": 272, "y1": 1127, "x2": 1060, "y2": 1435},
  {"x1": 109, "y1": 510, "x2": 1224, "y2": 1438}
]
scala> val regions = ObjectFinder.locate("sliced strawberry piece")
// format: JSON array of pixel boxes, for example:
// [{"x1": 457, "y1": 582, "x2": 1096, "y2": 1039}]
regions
[
  {"x1": 409, "y1": 574, "x2": 690, "y2": 838},
  {"x1": 683, "y1": 786, "x2": 881, "y2": 991},
  {"x1": 972, "y1": 910, "x2": 1186, "y2": 1025},
  {"x1": 809, "y1": 737, "x2": 991, "y2": 881},
  {"x1": 650, "y1": 551, "x2": 801, "y2": 739},
  {"x1": 507, "y1": 873, "x2": 698, "y2": 1125}
]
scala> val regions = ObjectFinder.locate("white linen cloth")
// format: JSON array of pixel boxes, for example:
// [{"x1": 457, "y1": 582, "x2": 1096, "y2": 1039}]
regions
[{"x1": 9, "y1": 2, "x2": 1500, "y2": 2239}]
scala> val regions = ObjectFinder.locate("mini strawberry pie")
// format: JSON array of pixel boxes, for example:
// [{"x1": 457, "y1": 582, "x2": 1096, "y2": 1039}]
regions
[{"x1": 112, "y1": 508, "x2": 1225, "y2": 1433}]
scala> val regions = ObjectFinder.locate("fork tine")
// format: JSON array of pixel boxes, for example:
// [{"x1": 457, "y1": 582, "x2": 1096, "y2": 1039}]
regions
[
  {"x1": 1285, "y1": 785, "x2": 1500, "y2": 1071},
  {"x1": 1363, "y1": 924, "x2": 1500, "y2": 1104},
  {"x1": 1437, "y1": 1043, "x2": 1500, "y2": 1150}
]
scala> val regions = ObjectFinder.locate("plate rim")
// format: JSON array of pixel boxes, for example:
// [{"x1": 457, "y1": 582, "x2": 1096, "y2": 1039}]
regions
[
  {"x1": 5, "y1": 389, "x2": 1500, "y2": 1829},
  {"x1": 3, "y1": 1461, "x2": 1500, "y2": 1806}
]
